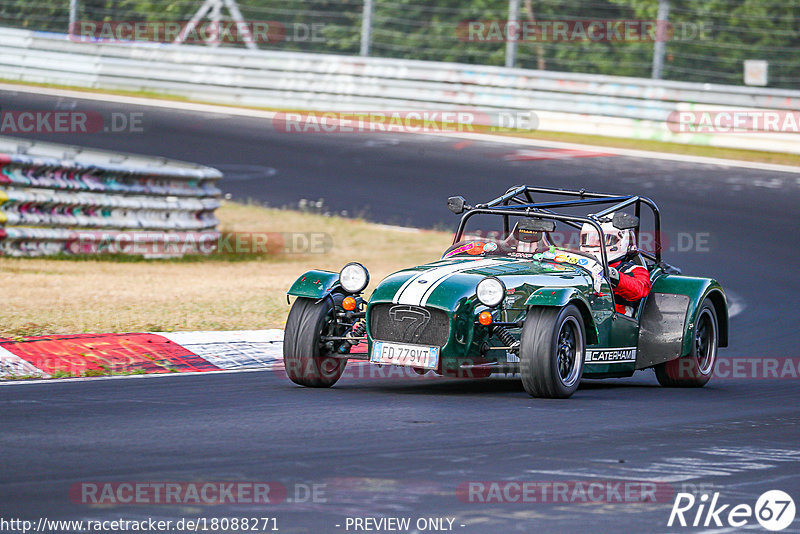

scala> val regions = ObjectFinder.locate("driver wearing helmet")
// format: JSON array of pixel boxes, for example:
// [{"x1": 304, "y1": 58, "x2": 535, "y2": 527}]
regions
[{"x1": 580, "y1": 219, "x2": 651, "y2": 316}]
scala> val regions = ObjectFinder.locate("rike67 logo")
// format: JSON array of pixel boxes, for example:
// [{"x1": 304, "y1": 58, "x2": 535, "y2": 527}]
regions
[{"x1": 668, "y1": 490, "x2": 796, "y2": 531}]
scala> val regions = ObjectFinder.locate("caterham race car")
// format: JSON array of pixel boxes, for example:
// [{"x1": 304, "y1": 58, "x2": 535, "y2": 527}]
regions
[{"x1": 283, "y1": 186, "x2": 728, "y2": 398}]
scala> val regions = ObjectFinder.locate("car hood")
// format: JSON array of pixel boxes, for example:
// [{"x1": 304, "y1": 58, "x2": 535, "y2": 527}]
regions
[{"x1": 369, "y1": 256, "x2": 595, "y2": 310}]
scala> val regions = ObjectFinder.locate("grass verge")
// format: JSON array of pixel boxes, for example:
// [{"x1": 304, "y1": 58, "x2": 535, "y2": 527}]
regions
[{"x1": 0, "y1": 202, "x2": 452, "y2": 337}]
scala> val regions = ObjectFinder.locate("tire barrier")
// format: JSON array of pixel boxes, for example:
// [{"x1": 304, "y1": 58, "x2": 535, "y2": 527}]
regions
[
  {"x1": 0, "y1": 26, "x2": 798, "y2": 153},
  {"x1": 0, "y1": 136, "x2": 222, "y2": 256}
]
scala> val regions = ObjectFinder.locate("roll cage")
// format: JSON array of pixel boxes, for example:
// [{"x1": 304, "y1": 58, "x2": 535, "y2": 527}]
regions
[{"x1": 450, "y1": 185, "x2": 663, "y2": 284}]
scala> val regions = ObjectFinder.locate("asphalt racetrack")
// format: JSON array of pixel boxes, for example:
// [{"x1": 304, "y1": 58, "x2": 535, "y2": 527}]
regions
[{"x1": 1, "y1": 89, "x2": 799, "y2": 533}]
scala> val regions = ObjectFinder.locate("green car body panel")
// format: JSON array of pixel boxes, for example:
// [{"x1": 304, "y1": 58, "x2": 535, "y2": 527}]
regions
[
  {"x1": 286, "y1": 253, "x2": 728, "y2": 379},
  {"x1": 646, "y1": 273, "x2": 729, "y2": 358},
  {"x1": 286, "y1": 269, "x2": 340, "y2": 299},
  {"x1": 364, "y1": 257, "x2": 613, "y2": 376}
]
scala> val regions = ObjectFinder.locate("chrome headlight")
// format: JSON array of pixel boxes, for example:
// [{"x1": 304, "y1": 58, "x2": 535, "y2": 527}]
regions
[
  {"x1": 339, "y1": 262, "x2": 370, "y2": 294},
  {"x1": 476, "y1": 276, "x2": 506, "y2": 308}
]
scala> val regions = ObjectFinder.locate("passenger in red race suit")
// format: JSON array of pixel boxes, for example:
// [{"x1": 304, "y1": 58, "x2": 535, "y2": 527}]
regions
[
  {"x1": 608, "y1": 256, "x2": 651, "y2": 315},
  {"x1": 580, "y1": 219, "x2": 651, "y2": 316}
]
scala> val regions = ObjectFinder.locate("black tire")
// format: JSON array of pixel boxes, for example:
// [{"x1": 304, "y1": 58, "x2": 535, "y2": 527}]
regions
[
  {"x1": 283, "y1": 295, "x2": 348, "y2": 388},
  {"x1": 520, "y1": 305, "x2": 586, "y2": 398},
  {"x1": 655, "y1": 298, "x2": 718, "y2": 388}
]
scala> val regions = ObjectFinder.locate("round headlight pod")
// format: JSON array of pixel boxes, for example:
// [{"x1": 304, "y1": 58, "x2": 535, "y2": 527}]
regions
[
  {"x1": 476, "y1": 276, "x2": 506, "y2": 308},
  {"x1": 339, "y1": 262, "x2": 369, "y2": 294}
]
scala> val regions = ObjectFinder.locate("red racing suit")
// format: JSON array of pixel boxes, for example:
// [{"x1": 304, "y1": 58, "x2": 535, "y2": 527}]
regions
[{"x1": 610, "y1": 256, "x2": 651, "y2": 315}]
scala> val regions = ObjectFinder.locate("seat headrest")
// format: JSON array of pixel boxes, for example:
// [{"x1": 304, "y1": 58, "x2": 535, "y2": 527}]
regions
[{"x1": 512, "y1": 223, "x2": 542, "y2": 243}]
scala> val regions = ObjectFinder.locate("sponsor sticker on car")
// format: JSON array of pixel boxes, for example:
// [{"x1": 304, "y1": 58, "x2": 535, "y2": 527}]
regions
[{"x1": 585, "y1": 347, "x2": 637, "y2": 363}]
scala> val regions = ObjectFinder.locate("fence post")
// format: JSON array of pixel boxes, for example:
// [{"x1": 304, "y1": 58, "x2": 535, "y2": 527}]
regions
[
  {"x1": 505, "y1": 0, "x2": 520, "y2": 68},
  {"x1": 360, "y1": 0, "x2": 374, "y2": 56},
  {"x1": 68, "y1": 0, "x2": 78, "y2": 35},
  {"x1": 652, "y1": 0, "x2": 670, "y2": 79}
]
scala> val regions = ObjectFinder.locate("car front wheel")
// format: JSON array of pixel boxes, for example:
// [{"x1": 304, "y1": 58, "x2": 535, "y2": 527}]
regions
[
  {"x1": 520, "y1": 305, "x2": 585, "y2": 399},
  {"x1": 283, "y1": 295, "x2": 348, "y2": 388}
]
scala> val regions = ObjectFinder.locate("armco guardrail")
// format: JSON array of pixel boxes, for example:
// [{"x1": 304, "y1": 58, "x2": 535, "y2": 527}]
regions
[
  {"x1": 0, "y1": 136, "x2": 221, "y2": 257},
  {"x1": 0, "y1": 27, "x2": 798, "y2": 153}
]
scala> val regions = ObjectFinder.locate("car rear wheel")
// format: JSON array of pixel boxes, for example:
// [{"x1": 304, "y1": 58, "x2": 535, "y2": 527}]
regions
[
  {"x1": 654, "y1": 298, "x2": 718, "y2": 388},
  {"x1": 520, "y1": 305, "x2": 585, "y2": 398},
  {"x1": 283, "y1": 295, "x2": 348, "y2": 388}
]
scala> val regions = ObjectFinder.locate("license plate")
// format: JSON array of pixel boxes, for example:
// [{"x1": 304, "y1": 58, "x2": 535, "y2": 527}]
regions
[{"x1": 370, "y1": 341, "x2": 440, "y2": 370}]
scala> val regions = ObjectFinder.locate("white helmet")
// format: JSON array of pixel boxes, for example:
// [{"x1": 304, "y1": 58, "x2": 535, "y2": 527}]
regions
[{"x1": 580, "y1": 220, "x2": 636, "y2": 263}]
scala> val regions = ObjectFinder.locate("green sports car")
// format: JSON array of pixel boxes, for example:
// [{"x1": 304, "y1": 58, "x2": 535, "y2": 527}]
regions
[{"x1": 283, "y1": 186, "x2": 728, "y2": 398}]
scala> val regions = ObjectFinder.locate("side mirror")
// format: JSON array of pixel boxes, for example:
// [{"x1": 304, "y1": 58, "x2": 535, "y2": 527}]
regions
[
  {"x1": 612, "y1": 212, "x2": 639, "y2": 230},
  {"x1": 447, "y1": 196, "x2": 467, "y2": 214}
]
